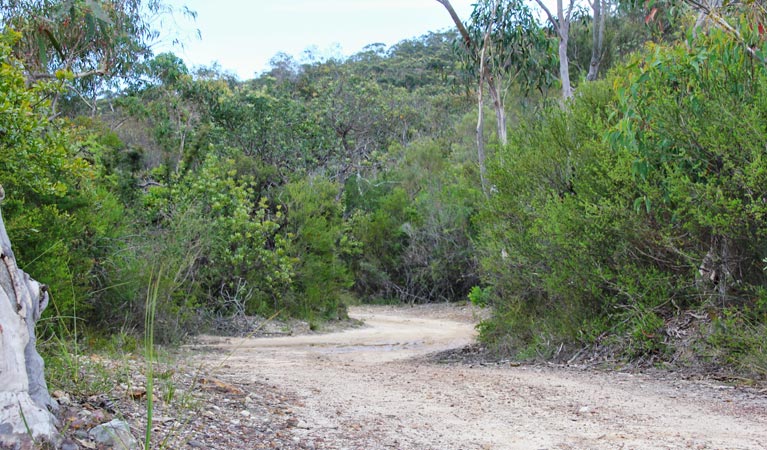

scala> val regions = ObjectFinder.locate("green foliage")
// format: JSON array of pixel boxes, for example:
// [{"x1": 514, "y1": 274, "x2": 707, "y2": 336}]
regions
[
  {"x1": 349, "y1": 139, "x2": 480, "y2": 304},
  {"x1": 476, "y1": 28, "x2": 767, "y2": 367},
  {"x1": 140, "y1": 152, "x2": 294, "y2": 321},
  {"x1": 468, "y1": 285, "x2": 491, "y2": 307},
  {"x1": 349, "y1": 184, "x2": 415, "y2": 301},
  {"x1": 476, "y1": 79, "x2": 623, "y2": 355},
  {"x1": 282, "y1": 177, "x2": 356, "y2": 319},
  {"x1": 0, "y1": 31, "x2": 125, "y2": 331},
  {"x1": 611, "y1": 33, "x2": 767, "y2": 294},
  {"x1": 350, "y1": 31, "x2": 462, "y2": 91},
  {"x1": 4, "y1": 1, "x2": 766, "y2": 381},
  {"x1": 466, "y1": 0, "x2": 555, "y2": 92},
  {"x1": 2, "y1": 0, "x2": 180, "y2": 103},
  {"x1": 704, "y1": 298, "x2": 767, "y2": 377}
]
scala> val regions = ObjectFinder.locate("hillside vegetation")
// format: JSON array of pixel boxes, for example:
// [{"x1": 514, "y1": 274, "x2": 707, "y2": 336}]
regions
[{"x1": 1, "y1": 0, "x2": 765, "y2": 379}]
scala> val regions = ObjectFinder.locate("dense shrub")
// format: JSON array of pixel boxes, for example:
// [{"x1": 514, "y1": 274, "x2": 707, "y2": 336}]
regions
[
  {"x1": 0, "y1": 31, "x2": 126, "y2": 334},
  {"x1": 349, "y1": 139, "x2": 481, "y2": 304},
  {"x1": 282, "y1": 177, "x2": 357, "y2": 320},
  {"x1": 476, "y1": 31, "x2": 767, "y2": 368}
]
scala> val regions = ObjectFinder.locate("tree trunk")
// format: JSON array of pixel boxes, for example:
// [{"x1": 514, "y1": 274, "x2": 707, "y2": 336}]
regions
[
  {"x1": 0, "y1": 186, "x2": 59, "y2": 447},
  {"x1": 475, "y1": 1, "x2": 500, "y2": 198},
  {"x1": 586, "y1": 0, "x2": 606, "y2": 81},
  {"x1": 558, "y1": 25, "x2": 572, "y2": 100},
  {"x1": 556, "y1": 0, "x2": 573, "y2": 100},
  {"x1": 534, "y1": 0, "x2": 575, "y2": 101},
  {"x1": 437, "y1": 0, "x2": 507, "y2": 195},
  {"x1": 477, "y1": 58, "x2": 489, "y2": 198},
  {"x1": 487, "y1": 78, "x2": 507, "y2": 145},
  {"x1": 435, "y1": 0, "x2": 472, "y2": 47},
  {"x1": 697, "y1": 235, "x2": 735, "y2": 307}
]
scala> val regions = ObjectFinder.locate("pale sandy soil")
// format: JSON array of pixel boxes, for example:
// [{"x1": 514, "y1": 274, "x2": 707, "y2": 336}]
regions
[{"x1": 192, "y1": 305, "x2": 767, "y2": 450}]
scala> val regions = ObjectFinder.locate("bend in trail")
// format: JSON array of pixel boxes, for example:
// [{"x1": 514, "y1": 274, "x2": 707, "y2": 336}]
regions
[{"x1": 194, "y1": 306, "x2": 767, "y2": 450}]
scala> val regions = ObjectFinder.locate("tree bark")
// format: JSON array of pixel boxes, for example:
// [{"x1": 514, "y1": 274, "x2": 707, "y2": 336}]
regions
[
  {"x1": 0, "y1": 186, "x2": 59, "y2": 447},
  {"x1": 557, "y1": 22, "x2": 572, "y2": 100},
  {"x1": 477, "y1": 39, "x2": 490, "y2": 197},
  {"x1": 487, "y1": 77, "x2": 507, "y2": 145},
  {"x1": 586, "y1": 0, "x2": 606, "y2": 81},
  {"x1": 534, "y1": 0, "x2": 575, "y2": 101},
  {"x1": 435, "y1": 0, "x2": 472, "y2": 47},
  {"x1": 436, "y1": 0, "x2": 508, "y2": 145}
]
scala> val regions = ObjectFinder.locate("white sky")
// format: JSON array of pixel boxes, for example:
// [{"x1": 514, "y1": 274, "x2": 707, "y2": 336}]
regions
[{"x1": 154, "y1": 0, "x2": 479, "y2": 80}]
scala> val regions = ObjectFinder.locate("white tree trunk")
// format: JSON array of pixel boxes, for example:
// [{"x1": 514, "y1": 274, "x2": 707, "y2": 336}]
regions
[
  {"x1": 487, "y1": 79, "x2": 507, "y2": 145},
  {"x1": 534, "y1": 0, "x2": 575, "y2": 101},
  {"x1": 556, "y1": 0, "x2": 573, "y2": 100},
  {"x1": 558, "y1": 26, "x2": 572, "y2": 100},
  {"x1": 0, "y1": 187, "x2": 59, "y2": 447},
  {"x1": 586, "y1": 0, "x2": 606, "y2": 81}
]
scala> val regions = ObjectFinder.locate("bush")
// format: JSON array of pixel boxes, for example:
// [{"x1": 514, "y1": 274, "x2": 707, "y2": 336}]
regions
[
  {"x1": 476, "y1": 30, "x2": 767, "y2": 365},
  {"x1": 0, "y1": 31, "x2": 126, "y2": 336},
  {"x1": 349, "y1": 139, "x2": 480, "y2": 304},
  {"x1": 282, "y1": 177, "x2": 357, "y2": 320}
]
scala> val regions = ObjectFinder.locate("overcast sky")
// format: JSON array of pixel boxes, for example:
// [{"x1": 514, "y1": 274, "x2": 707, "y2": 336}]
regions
[{"x1": 154, "y1": 0, "x2": 478, "y2": 80}]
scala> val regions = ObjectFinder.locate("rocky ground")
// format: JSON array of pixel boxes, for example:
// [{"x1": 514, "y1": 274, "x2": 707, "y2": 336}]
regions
[{"x1": 52, "y1": 304, "x2": 767, "y2": 449}]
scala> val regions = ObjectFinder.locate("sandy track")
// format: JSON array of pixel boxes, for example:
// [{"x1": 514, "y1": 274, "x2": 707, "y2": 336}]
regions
[{"x1": 194, "y1": 306, "x2": 767, "y2": 449}]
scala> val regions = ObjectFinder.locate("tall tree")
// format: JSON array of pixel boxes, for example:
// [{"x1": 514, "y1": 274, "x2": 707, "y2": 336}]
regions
[
  {"x1": 533, "y1": 0, "x2": 576, "y2": 100},
  {"x1": 436, "y1": 0, "x2": 496, "y2": 195},
  {"x1": 437, "y1": 0, "x2": 549, "y2": 195},
  {"x1": 587, "y1": 0, "x2": 607, "y2": 80}
]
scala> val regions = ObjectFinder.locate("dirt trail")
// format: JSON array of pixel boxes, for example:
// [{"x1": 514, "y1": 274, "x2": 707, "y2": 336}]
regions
[{"x1": 194, "y1": 305, "x2": 767, "y2": 449}]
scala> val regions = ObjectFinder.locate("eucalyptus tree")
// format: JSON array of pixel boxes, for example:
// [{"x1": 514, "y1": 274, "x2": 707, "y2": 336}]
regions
[
  {"x1": 305, "y1": 65, "x2": 406, "y2": 186},
  {"x1": 533, "y1": 0, "x2": 577, "y2": 100},
  {"x1": 587, "y1": 0, "x2": 607, "y2": 80},
  {"x1": 0, "y1": 29, "x2": 82, "y2": 446},
  {"x1": 437, "y1": 0, "x2": 551, "y2": 195},
  {"x1": 0, "y1": 0, "x2": 191, "y2": 113}
]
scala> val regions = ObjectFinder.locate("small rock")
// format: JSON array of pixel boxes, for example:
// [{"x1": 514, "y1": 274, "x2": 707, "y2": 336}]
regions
[
  {"x1": 151, "y1": 416, "x2": 175, "y2": 424},
  {"x1": 578, "y1": 406, "x2": 591, "y2": 414},
  {"x1": 240, "y1": 410, "x2": 251, "y2": 417},
  {"x1": 53, "y1": 390, "x2": 72, "y2": 406},
  {"x1": 128, "y1": 387, "x2": 146, "y2": 399},
  {"x1": 59, "y1": 439, "x2": 79, "y2": 450},
  {"x1": 197, "y1": 376, "x2": 245, "y2": 395},
  {"x1": 52, "y1": 390, "x2": 66, "y2": 398},
  {"x1": 90, "y1": 409, "x2": 108, "y2": 424},
  {"x1": 73, "y1": 430, "x2": 89, "y2": 440},
  {"x1": 89, "y1": 419, "x2": 139, "y2": 450}
]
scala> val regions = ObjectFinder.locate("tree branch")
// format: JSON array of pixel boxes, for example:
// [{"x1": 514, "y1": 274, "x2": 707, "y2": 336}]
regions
[
  {"x1": 138, "y1": 180, "x2": 163, "y2": 189},
  {"x1": 533, "y1": 0, "x2": 558, "y2": 32},
  {"x1": 29, "y1": 68, "x2": 106, "y2": 81},
  {"x1": 683, "y1": 0, "x2": 763, "y2": 63},
  {"x1": 435, "y1": 0, "x2": 473, "y2": 49},
  {"x1": 565, "y1": 0, "x2": 576, "y2": 21}
]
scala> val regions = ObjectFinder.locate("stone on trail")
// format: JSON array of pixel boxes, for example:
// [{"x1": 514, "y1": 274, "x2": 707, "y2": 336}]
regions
[{"x1": 88, "y1": 419, "x2": 139, "y2": 450}]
